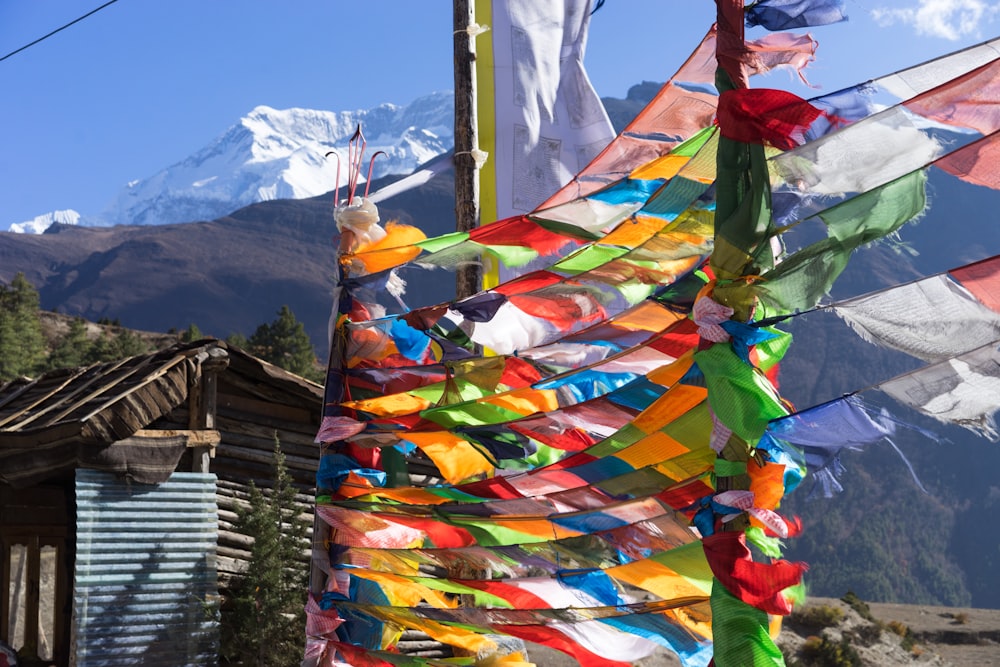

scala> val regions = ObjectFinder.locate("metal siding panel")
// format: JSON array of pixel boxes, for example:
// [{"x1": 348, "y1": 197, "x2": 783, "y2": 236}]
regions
[{"x1": 74, "y1": 470, "x2": 219, "y2": 667}]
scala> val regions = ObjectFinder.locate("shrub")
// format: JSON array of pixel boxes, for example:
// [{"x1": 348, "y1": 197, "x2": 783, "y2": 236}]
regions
[
  {"x1": 885, "y1": 620, "x2": 909, "y2": 637},
  {"x1": 799, "y1": 635, "x2": 863, "y2": 667},
  {"x1": 792, "y1": 604, "x2": 845, "y2": 630},
  {"x1": 841, "y1": 591, "x2": 876, "y2": 623}
]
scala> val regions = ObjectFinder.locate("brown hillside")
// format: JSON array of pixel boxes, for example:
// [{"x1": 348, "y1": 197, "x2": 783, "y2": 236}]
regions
[{"x1": 0, "y1": 160, "x2": 457, "y2": 354}]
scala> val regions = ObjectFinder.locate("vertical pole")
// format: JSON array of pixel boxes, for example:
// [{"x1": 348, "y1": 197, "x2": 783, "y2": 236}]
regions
[
  {"x1": 453, "y1": 0, "x2": 482, "y2": 300},
  {"x1": 189, "y1": 347, "x2": 228, "y2": 473},
  {"x1": 712, "y1": 0, "x2": 752, "y2": 519},
  {"x1": 708, "y1": 3, "x2": 798, "y2": 665}
]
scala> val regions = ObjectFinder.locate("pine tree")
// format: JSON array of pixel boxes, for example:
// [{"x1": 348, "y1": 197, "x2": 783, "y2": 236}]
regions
[
  {"x1": 84, "y1": 332, "x2": 116, "y2": 365},
  {"x1": 0, "y1": 273, "x2": 46, "y2": 380},
  {"x1": 48, "y1": 318, "x2": 93, "y2": 368},
  {"x1": 222, "y1": 438, "x2": 309, "y2": 666},
  {"x1": 82, "y1": 326, "x2": 150, "y2": 365},
  {"x1": 247, "y1": 306, "x2": 321, "y2": 380},
  {"x1": 110, "y1": 328, "x2": 150, "y2": 358},
  {"x1": 180, "y1": 323, "x2": 204, "y2": 343},
  {"x1": 225, "y1": 332, "x2": 250, "y2": 350}
]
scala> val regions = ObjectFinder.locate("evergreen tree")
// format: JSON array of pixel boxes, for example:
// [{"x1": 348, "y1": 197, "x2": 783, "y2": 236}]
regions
[
  {"x1": 48, "y1": 318, "x2": 93, "y2": 368},
  {"x1": 247, "y1": 306, "x2": 320, "y2": 380},
  {"x1": 0, "y1": 273, "x2": 46, "y2": 380},
  {"x1": 84, "y1": 332, "x2": 116, "y2": 365},
  {"x1": 180, "y1": 323, "x2": 203, "y2": 343},
  {"x1": 222, "y1": 438, "x2": 308, "y2": 666},
  {"x1": 111, "y1": 328, "x2": 150, "y2": 358},
  {"x1": 225, "y1": 332, "x2": 250, "y2": 350},
  {"x1": 83, "y1": 327, "x2": 150, "y2": 365}
]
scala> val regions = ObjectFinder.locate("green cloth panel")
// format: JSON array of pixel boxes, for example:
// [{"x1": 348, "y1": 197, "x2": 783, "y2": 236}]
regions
[
  {"x1": 415, "y1": 231, "x2": 470, "y2": 253},
  {"x1": 673, "y1": 125, "x2": 718, "y2": 157},
  {"x1": 755, "y1": 169, "x2": 928, "y2": 315},
  {"x1": 710, "y1": 70, "x2": 776, "y2": 322},
  {"x1": 446, "y1": 516, "x2": 557, "y2": 547},
  {"x1": 381, "y1": 445, "x2": 411, "y2": 488},
  {"x1": 819, "y1": 168, "x2": 928, "y2": 243},
  {"x1": 755, "y1": 327, "x2": 792, "y2": 372},
  {"x1": 586, "y1": 422, "x2": 647, "y2": 458},
  {"x1": 481, "y1": 241, "x2": 539, "y2": 268},
  {"x1": 410, "y1": 577, "x2": 513, "y2": 608},
  {"x1": 597, "y1": 467, "x2": 689, "y2": 499},
  {"x1": 662, "y1": 402, "x2": 713, "y2": 450},
  {"x1": 517, "y1": 441, "x2": 565, "y2": 470},
  {"x1": 710, "y1": 581, "x2": 786, "y2": 667},
  {"x1": 408, "y1": 377, "x2": 496, "y2": 403},
  {"x1": 649, "y1": 540, "x2": 714, "y2": 594},
  {"x1": 640, "y1": 175, "x2": 712, "y2": 219},
  {"x1": 694, "y1": 344, "x2": 788, "y2": 443},
  {"x1": 553, "y1": 244, "x2": 629, "y2": 274},
  {"x1": 714, "y1": 458, "x2": 748, "y2": 477},
  {"x1": 586, "y1": 402, "x2": 711, "y2": 461},
  {"x1": 411, "y1": 236, "x2": 489, "y2": 270},
  {"x1": 754, "y1": 236, "x2": 851, "y2": 316},
  {"x1": 669, "y1": 450, "x2": 721, "y2": 480},
  {"x1": 711, "y1": 138, "x2": 776, "y2": 281},
  {"x1": 419, "y1": 401, "x2": 526, "y2": 429},
  {"x1": 745, "y1": 525, "x2": 784, "y2": 558},
  {"x1": 616, "y1": 278, "x2": 659, "y2": 305}
]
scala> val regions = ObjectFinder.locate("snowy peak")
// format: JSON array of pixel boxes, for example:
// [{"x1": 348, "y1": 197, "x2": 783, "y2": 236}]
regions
[
  {"x1": 9, "y1": 92, "x2": 455, "y2": 232},
  {"x1": 10, "y1": 210, "x2": 85, "y2": 234}
]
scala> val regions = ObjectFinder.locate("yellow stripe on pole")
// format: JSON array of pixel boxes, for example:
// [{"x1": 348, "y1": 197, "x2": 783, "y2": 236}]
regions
[{"x1": 474, "y1": 0, "x2": 500, "y2": 290}]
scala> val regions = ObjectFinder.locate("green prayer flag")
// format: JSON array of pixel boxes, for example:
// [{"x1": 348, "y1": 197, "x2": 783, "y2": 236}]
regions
[
  {"x1": 694, "y1": 344, "x2": 788, "y2": 443},
  {"x1": 711, "y1": 581, "x2": 786, "y2": 667}
]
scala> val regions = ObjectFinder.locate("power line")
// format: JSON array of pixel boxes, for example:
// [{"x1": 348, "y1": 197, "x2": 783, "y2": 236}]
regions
[{"x1": 0, "y1": 0, "x2": 120, "y2": 64}]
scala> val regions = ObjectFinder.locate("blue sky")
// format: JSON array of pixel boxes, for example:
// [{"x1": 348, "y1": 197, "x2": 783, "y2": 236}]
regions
[{"x1": 1, "y1": 0, "x2": 997, "y2": 228}]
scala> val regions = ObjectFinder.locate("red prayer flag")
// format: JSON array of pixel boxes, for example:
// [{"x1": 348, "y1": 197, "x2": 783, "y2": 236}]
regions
[
  {"x1": 717, "y1": 88, "x2": 825, "y2": 150},
  {"x1": 702, "y1": 531, "x2": 806, "y2": 615},
  {"x1": 935, "y1": 132, "x2": 1000, "y2": 191},
  {"x1": 470, "y1": 215, "x2": 575, "y2": 255},
  {"x1": 949, "y1": 254, "x2": 1000, "y2": 314},
  {"x1": 495, "y1": 624, "x2": 634, "y2": 667}
]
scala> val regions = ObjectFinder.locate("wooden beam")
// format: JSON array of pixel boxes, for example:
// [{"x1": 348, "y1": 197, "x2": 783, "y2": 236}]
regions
[{"x1": 131, "y1": 428, "x2": 221, "y2": 448}]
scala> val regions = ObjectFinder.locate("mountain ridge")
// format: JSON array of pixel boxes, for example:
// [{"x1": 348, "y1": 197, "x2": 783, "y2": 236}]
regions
[
  {"x1": 8, "y1": 81, "x2": 657, "y2": 235},
  {"x1": 8, "y1": 92, "x2": 455, "y2": 233}
]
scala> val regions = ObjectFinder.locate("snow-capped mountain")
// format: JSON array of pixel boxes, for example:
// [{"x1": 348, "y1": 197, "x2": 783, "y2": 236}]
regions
[
  {"x1": 9, "y1": 92, "x2": 454, "y2": 233},
  {"x1": 9, "y1": 210, "x2": 92, "y2": 234}
]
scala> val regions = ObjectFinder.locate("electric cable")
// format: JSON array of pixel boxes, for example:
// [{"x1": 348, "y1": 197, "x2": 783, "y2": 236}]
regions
[{"x1": 0, "y1": 0, "x2": 120, "y2": 64}]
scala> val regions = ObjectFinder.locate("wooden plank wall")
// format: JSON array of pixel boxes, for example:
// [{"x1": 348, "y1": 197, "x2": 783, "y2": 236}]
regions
[{"x1": 150, "y1": 367, "x2": 320, "y2": 588}]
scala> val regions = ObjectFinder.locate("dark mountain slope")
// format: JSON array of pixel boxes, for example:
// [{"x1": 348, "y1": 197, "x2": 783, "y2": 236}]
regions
[
  {"x1": 777, "y1": 173, "x2": 1000, "y2": 609},
  {"x1": 0, "y1": 163, "x2": 457, "y2": 351}
]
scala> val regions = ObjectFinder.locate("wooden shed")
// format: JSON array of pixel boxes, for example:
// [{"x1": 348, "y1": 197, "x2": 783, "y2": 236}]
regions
[{"x1": 0, "y1": 340, "x2": 323, "y2": 666}]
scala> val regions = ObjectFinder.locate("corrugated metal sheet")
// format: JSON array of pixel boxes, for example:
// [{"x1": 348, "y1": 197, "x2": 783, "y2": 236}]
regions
[{"x1": 74, "y1": 470, "x2": 219, "y2": 667}]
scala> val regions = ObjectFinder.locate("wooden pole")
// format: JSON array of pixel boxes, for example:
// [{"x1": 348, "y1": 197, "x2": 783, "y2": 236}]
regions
[
  {"x1": 188, "y1": 346, "x2": 228, "y2": 473},
  {"x1": 453, "y1": 0, "x2": 482, "y2": 300},
  {"x1": 711, "y1": 0, "x2": 753, "y2": 526}
]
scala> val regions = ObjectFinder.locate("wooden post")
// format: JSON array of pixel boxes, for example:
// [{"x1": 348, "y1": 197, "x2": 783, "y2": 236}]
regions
[
  {"x1": 711, "y1": 0, "x2": 752, "y2": 527},
  {"x1": 23, "y1": 536, "x2": 40, "y2": 659},
  {"x1": 189, "y1": 346, "x2": 229, "y2": 473},
  {"x1": 453, "y1": 0, "x2": 482, "y2": 300}
]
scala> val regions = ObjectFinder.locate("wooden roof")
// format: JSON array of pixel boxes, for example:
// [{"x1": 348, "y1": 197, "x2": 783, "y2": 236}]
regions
[{"x1": 0, "y1": 339, "x2": 322, "y2": 487}]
